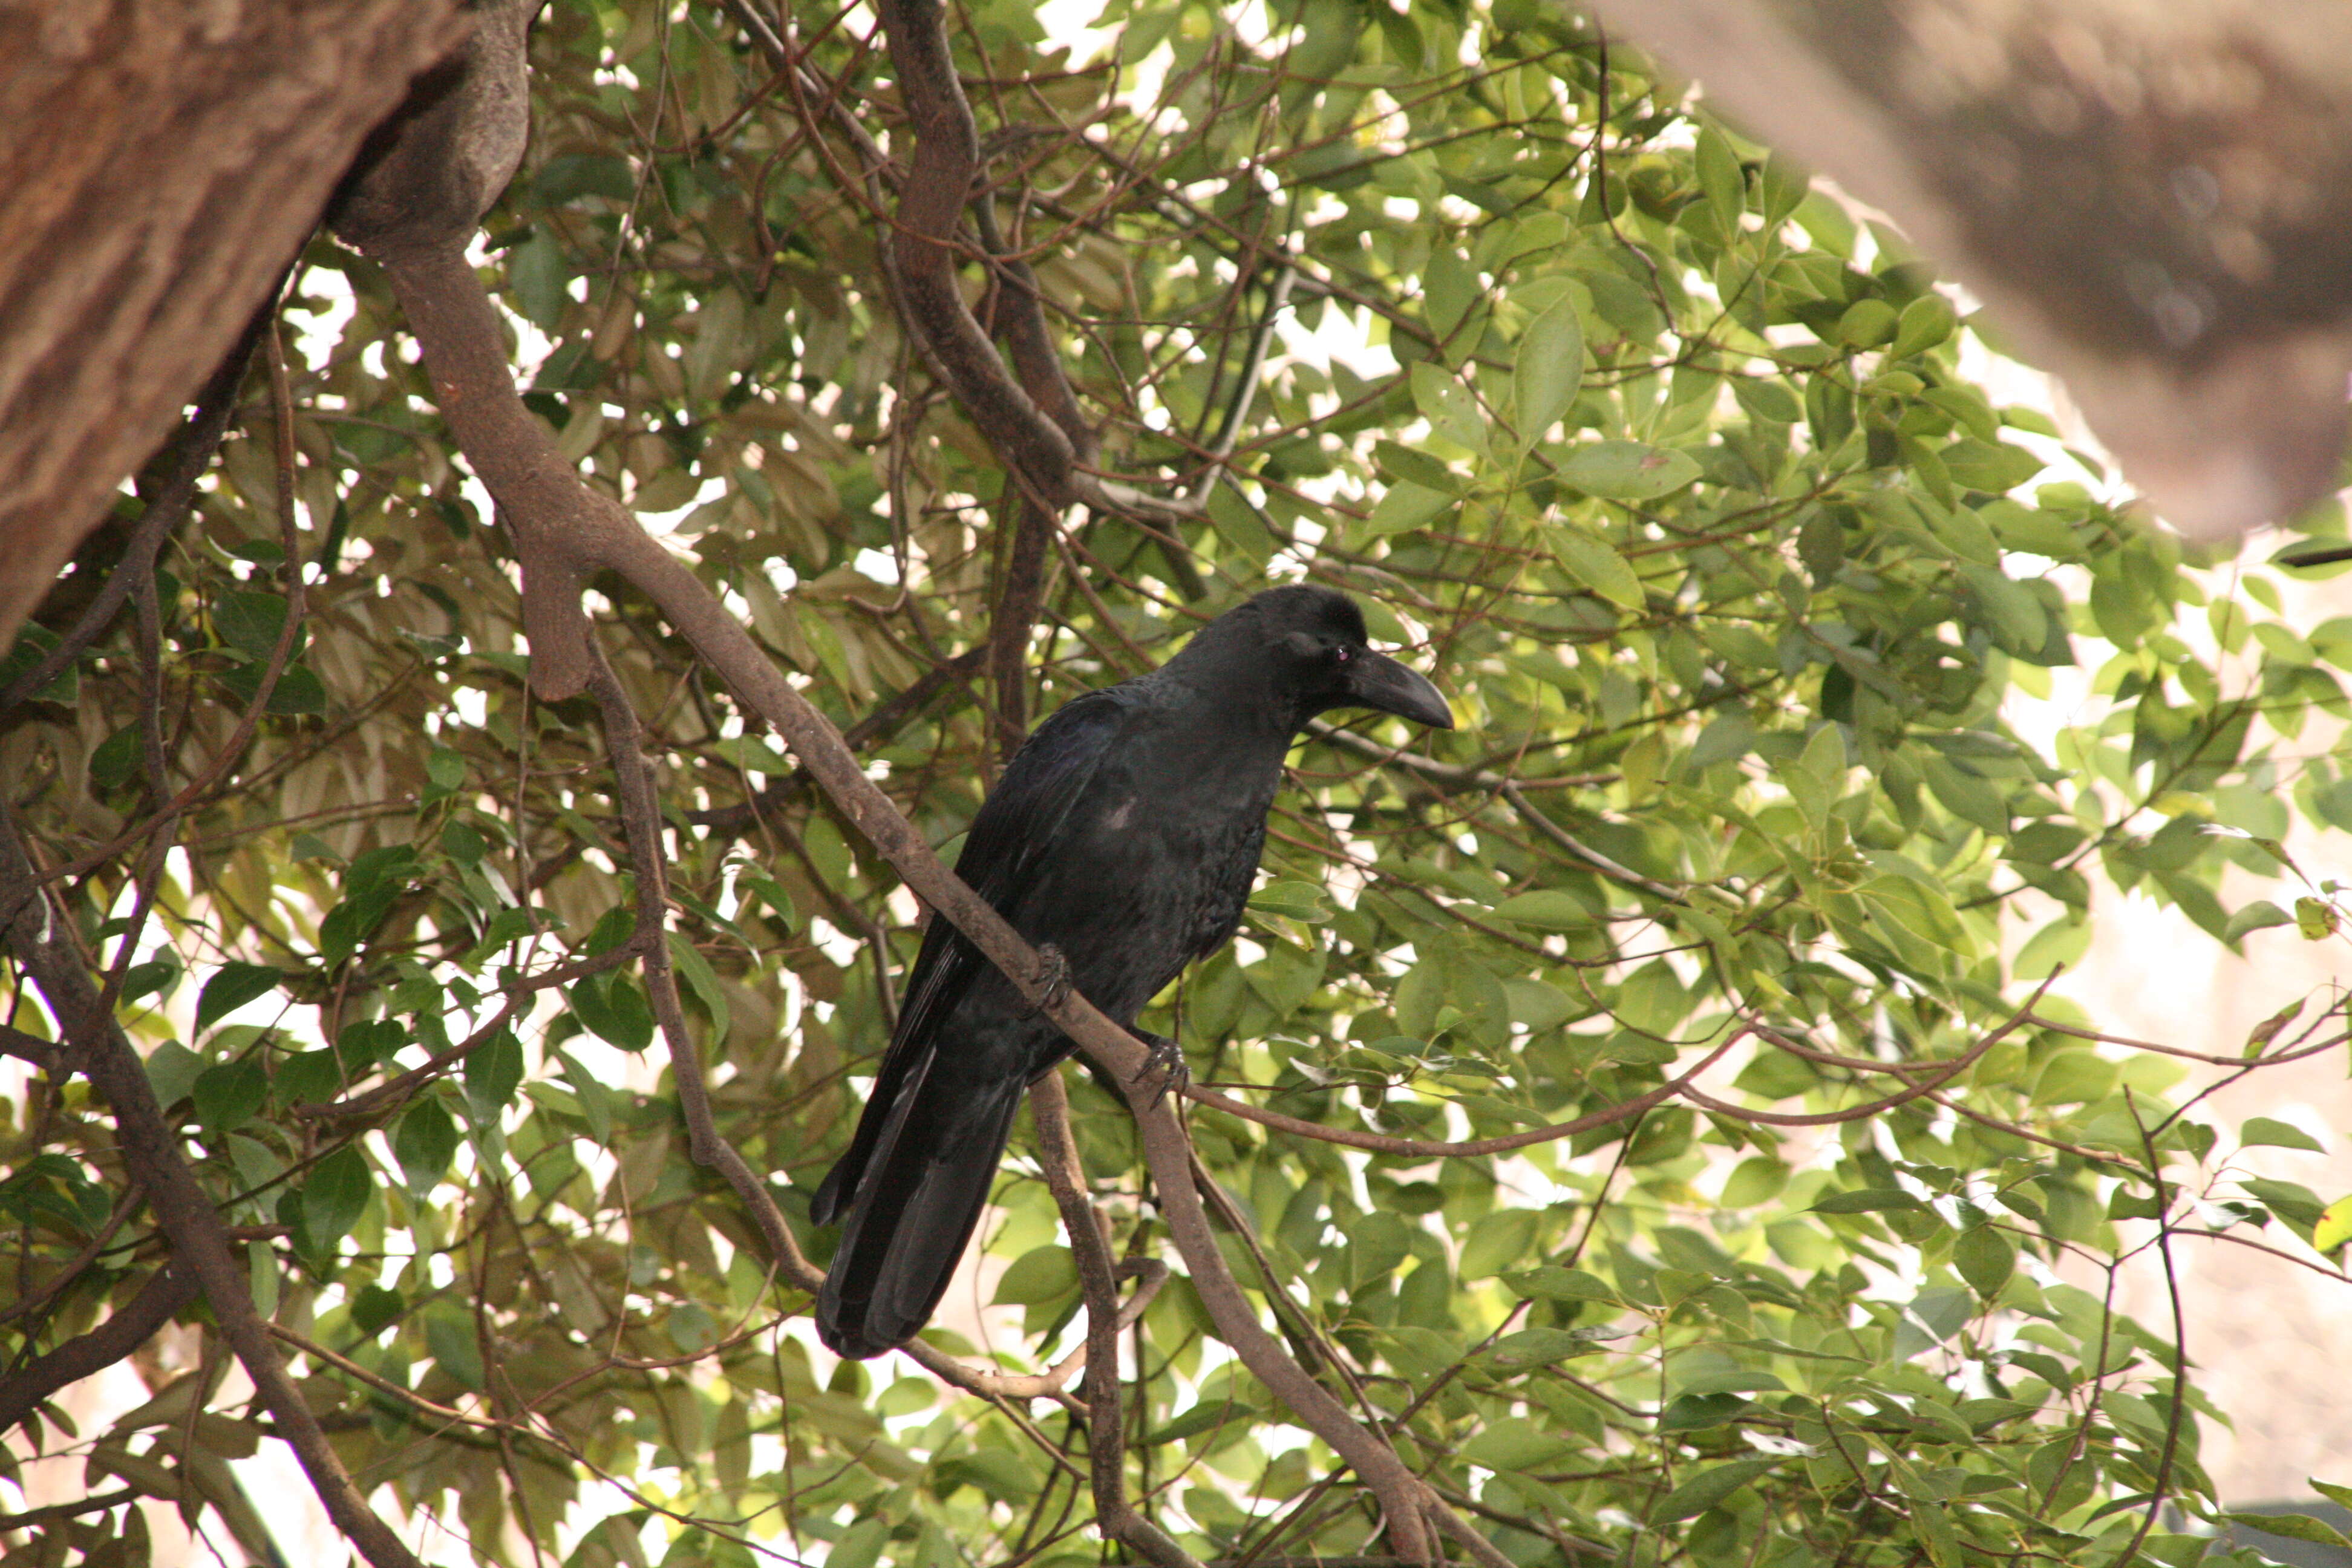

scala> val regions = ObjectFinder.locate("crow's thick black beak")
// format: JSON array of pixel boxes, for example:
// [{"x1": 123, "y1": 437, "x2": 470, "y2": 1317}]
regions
[{"x1": 1345, "y1": 650, "x2": 1455, "y2": 729}]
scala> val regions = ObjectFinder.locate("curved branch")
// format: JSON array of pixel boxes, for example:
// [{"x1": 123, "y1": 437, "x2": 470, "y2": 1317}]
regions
[
  {"x1": 380, "y1": 235, "x2": 1451, "y2": 1563},
  {"x1": 0, "y1": 308, "x2": 265, "y2": 714},
  {"x1": 1182, "y1": 1036, "x2": 1739, "y2": 1157},
  {"x1": 872, "y1": 0, "x2": 1078, "y2": 504},
  {"x1": 1032, "y1": 1071, "x2": 1201, "y2": 1568},
  {"x1": 0, "y1": 1262, "x2": 197, "y2": 1437},
  {"x1": 0, "y1": 810, "x2": 428, "y2": 1568}
]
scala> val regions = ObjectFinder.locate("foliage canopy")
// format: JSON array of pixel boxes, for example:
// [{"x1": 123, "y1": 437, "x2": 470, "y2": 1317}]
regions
[{"x1": 5, "y1": 1, "x2": 2352, "y2": 1566}]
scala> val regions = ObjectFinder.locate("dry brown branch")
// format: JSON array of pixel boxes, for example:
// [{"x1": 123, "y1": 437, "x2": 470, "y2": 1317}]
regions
[
  {"x1": 0, "y1": 809, "x2": 430, "y2": 1568},
  {"x1": 872, "y1": 0, "x2": 1080, "y2": 506},
  {"x1": 1180, "y1": 1036, "x2": 1739, "y2": 1158},
  {"x1": 1031, "y1": 1071, "x2": 1203, "y2": 1568},
  {"x1": 380, "y1": 232, "x2": 1452, "y2": 1561},
  {"x1": 0, "y1": 1261, "x2": 197, "y2": 1437}
]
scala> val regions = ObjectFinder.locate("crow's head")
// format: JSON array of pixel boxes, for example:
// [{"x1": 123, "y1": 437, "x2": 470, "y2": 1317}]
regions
[{"x1": 1216, "y1": 584, "x2": 1454, "y2": 731}]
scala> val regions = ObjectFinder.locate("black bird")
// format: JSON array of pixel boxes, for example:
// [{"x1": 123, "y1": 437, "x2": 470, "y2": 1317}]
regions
[{"x1": 811, "y1": 585, "x2": 1453, "y2": 1359}]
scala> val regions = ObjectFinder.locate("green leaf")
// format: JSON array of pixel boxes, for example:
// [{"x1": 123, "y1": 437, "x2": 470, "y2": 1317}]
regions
[
  {"x1": 1485, "y1": 1327, "x2": 1615, "y2": 1369},
  {"x1": 299, "y1": 1146, "x2": 373, "y2": 1254},
  {"x1": 1373, "y1": 440, "x2": 1459, "y2": 492},
  {"x1": 1365, "y1": 482, "x2": 1454, "y2": 538},
  {"x1": 465, "y1": 1030, "x2": 524, "y2": 1125},
  {"x1": 1458, "y1": 1207, "x2": 1540, "y2": 1278},
  {"x1": 1913, "y1": 1499, "x2": 1962, "y2": 1568},
  {"x1": 1512, "y1": 298, "x2": 1584, "y2": 445},
  {"x1": 1953, "y1": 1225, "x2": 2014, "y2": 1298},
  {"x1": 1546, "y1": 524, "x2": 1644, "y2": 609},
  {"x1": 1557, "y1": 440, "x2": 1700, "y2": 501},
  {"x1": 992, "y1": 1246, "x2": 1077, "y2": 1306},
  {"x1": 1463, "y1": 1417, "x2": 1574, "y2": 1471},
  {"x1": 215, "y1": 591, "x2": 292, "y2": 658},
  {"x1": 1410, "y1": 363, "x2": 1486, "y2": 452},
  {"x1": 192, "y1": 1060, "x2": 267, "y2": 1131},
  {"x1": 1812, "y1": 1187, "x2": 1923, "y2": 1214},
  {"x1": 1720, "y1": 1157, "x2": 1788, "y2": 1208},
  {"x1": 1652, "y1": 1458, "x2": 1778, "y2": 1522},
  {"x1": 197, "y1": 964, "x2": 284, "y2": 1036},
  {"x1": 1250, "y1": 879, "x2": 1331, "y2": 921},
  {"x1": 88, "y1": 724, "x2": 142, "y2": 790},
  {"x1": 145, "y1": 1040, "x2": 204, "y2": 1109},
  {"x1": 2223, "y1": 899, "x2": 2293, "y2": 941},
  {"x1": 667, "y1": 933, "x2": 731, "y2": 1044},
  {"x1": 2316, "y1": 1197, "x2": 2352, "y2": 1254},
  {"x1": 1490, "y1": 890, "x2": 1589, "y2": 930},
  {"x1": 1148, "y1": 1397, "x2": 1260, "y2": 1445},
  {"x1": 1890, "y1": 293, "x2": 1958, "y2": 358},
  {"x1": 2242, "y1": 1116, "x2": 2324, "y2": 1153},
  {"x1": 2225, "y1": 1512, "x2": 2352, "y2": 1552},
  {"x1": 1836, "y1": 298, "x2": 1897, "y2": 347},
  {"x1": 394, "y1": 1097, "x2": 459, "y2": 1197},
  {"x1": 424, "y1": 1305, "x2": 486, "y2": 1391},
  {"x1": 508, "y1": 230, "x2": 570, "y2": 330},
  {"x1": 1503, "y1": 1266, "x2": 1619, "y2": 1304},
  {"x1": 1693, "y1": 126, "x2": 1744, "y2": 228}
]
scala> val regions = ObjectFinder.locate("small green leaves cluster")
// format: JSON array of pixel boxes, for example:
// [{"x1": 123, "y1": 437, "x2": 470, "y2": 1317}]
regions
[{"x1": 4, "y1": 0, "x2": 2350, "y2": 1564}]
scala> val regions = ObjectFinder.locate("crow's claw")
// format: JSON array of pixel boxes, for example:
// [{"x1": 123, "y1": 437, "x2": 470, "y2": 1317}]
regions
[
  {"x1": 1029, "y1": 943, "x2": 1072, "y2": 1015},
  {"x1": 1135, "y1": 1030, "x2": 1190, "y2": 1109}
]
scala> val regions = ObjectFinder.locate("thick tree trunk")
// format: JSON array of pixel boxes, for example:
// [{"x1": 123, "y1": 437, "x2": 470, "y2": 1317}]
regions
[{"x1": 0, "y1": 0, "x2": 469, "y2": 650}]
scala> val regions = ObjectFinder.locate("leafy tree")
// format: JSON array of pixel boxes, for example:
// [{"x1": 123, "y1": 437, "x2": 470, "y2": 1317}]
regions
[{"x1": 5, "y1": 2, "x2": 2351, "y2": 1567}]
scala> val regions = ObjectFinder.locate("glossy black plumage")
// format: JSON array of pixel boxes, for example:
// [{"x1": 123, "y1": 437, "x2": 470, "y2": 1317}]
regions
[{"x1": 811, "y1": 586, "x2": 1452, "y2": 1359}]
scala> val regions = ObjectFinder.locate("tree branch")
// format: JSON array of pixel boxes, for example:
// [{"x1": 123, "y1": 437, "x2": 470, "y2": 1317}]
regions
[
  {"x1": 871, "y1": 0, "x2": 1079, "y2": 505},
  {"x1": 585, "y1": 638, "x2": 814, "y2": 1284},
  {"x1": 381, "y1": 232, "x2": 1454, "y2": 1561},
  {"x1": 0, "y1": 1261, "x2": 197, "y2": 1439},
  {"x1": 1181, "y1": 1036, "x2": 1739, "y2": 1158},
  {"x1": 1031, "y1": 1071, "x2": 1201, "y2": 1568},
  {"x1": 989, "y1": 488, "x2": 1057, "y2": 758},
  {"x1": 0, "y1": 808, "x2": 430, "y2": 1568},
  {"x1": 0, "y1": 305, "x2": 266, "y2": 714}
]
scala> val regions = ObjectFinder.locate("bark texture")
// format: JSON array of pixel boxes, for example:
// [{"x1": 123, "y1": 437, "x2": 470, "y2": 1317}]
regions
[{"x1": 0, "y1": 0, "x2": 469, "y2": 650}]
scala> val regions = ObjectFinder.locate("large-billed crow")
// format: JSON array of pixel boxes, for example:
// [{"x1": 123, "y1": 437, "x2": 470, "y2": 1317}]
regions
[{"x1": 812, "y1": 586, "x2": 1452, "y2": 1358}]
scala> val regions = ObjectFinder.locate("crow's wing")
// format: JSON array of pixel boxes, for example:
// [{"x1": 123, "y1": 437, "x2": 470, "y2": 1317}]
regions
[{"x1": 809, "y1": 685, "x2": 1134, "y2": 1223}]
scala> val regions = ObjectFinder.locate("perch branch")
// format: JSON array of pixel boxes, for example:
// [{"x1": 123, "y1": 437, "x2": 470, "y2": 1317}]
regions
[{"x1": 382, "y1": 235, "x2": 1451, "y2": 1561}]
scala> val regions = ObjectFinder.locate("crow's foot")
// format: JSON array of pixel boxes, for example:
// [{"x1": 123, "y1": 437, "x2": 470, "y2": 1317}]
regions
[
  {"x1": 1028, "y1": 943, "x2": 1072, "y2": 1016},
  {"x1": 1135, "y1": 1030, "x2": 1190, "y2": 1109}
]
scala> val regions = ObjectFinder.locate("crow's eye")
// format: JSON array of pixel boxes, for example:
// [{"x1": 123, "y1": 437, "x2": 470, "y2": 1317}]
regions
[{"x1": 1331, "y1": 644, "x2": 1354, "y2": 665}]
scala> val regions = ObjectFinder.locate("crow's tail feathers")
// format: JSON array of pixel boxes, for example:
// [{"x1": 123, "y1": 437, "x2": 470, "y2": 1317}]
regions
[{"x1": 814, "y1": 1074, "x2": 1027, "y2": 1360}]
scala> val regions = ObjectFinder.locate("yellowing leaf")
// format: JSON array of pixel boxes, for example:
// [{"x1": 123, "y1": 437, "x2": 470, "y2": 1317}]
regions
[{"x1": 2312, "y1": 1196, "x2": 2352, "y2": 1253}]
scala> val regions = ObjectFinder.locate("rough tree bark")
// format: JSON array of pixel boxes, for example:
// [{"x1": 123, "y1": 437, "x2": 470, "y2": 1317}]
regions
[{"x1": 0, "y1": 0, "x2": 469, "y2": 652}]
